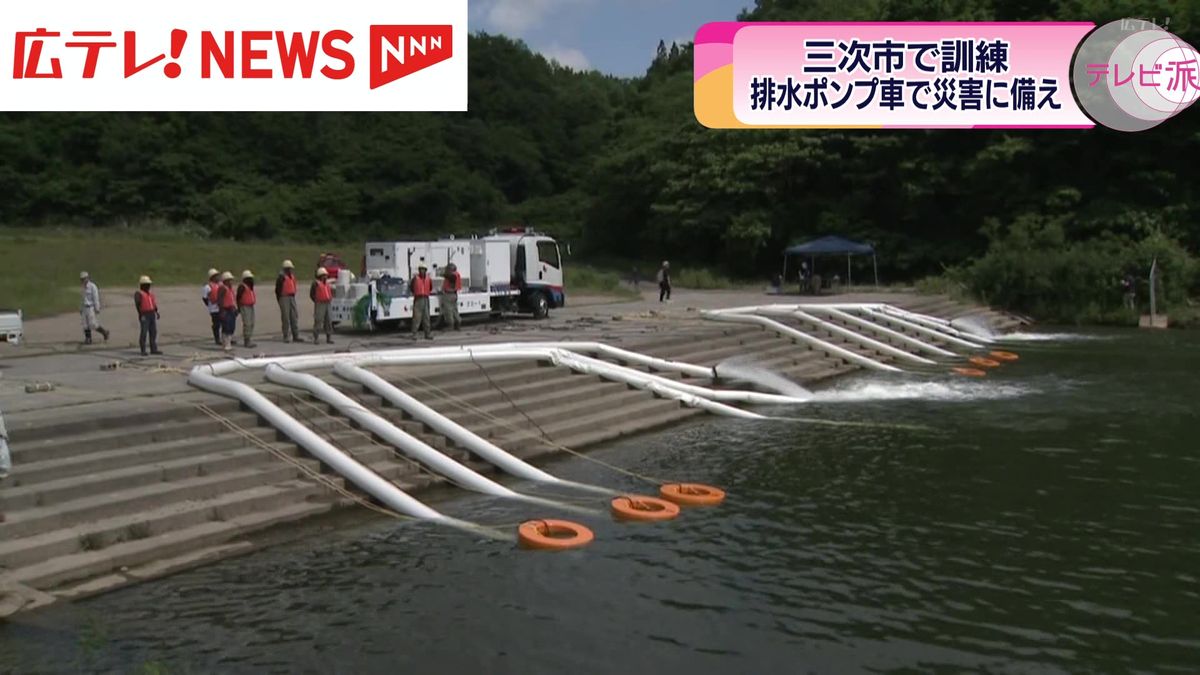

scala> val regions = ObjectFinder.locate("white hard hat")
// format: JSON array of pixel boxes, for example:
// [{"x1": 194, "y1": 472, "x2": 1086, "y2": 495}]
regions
[
  {"x1": 79, "y1": 271, "x2": 89, "y2": 279},
  {"x1": 242, "y1": 270, "x2": 254, "y2": 280},
  {"x1": 316, "y1": 267, "x2": 329, "y2": 277},
  {"x1": 221, "y1": 271, "x2": 234, "y2": 282},
  {"x1": 139, "y1": 275, "x2": 152, "y2": 285},
  {"x1": 282, "y1": 260, "x2": 295, "y2": 269},
  {"x1": 417, "y1": 259, "x2": 428, "y2": 268},
  {"x1": 207, "y1": 268, "x2": 219, "y2": 278}
]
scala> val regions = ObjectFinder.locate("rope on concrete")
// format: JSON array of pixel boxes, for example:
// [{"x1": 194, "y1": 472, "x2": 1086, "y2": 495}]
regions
[{"x1": 193, "y1": 402, "x2": 405, "y2": 521}]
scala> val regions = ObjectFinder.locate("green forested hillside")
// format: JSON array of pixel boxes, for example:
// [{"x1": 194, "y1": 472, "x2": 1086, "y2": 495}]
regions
[{"x1": 1, "y1": 0, "x2": 1197, "y2": 319}]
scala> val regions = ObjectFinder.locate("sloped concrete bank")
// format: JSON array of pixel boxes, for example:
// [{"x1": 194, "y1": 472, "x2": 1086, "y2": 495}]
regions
[{"x1": 0, "y1": 293, "x2": 1025, "y2": 617}]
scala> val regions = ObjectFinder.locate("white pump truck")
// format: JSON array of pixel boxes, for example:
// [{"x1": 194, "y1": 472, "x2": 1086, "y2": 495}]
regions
[{"x1": 329, "y1": 228, "x2": 565, "y2": 331}]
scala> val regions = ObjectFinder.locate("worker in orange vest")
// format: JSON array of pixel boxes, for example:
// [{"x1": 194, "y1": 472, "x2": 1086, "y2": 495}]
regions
[
  {"x1": 441, "y1": 262, "x2": 462, "y2": 331},
  {"x1": 134, "y1": 275, "x2": 162, "y2": 356},
  {"x1": 410, "y1": 259, "x2": 433, "y2": 340},
  {"x1": 201, "y1": 268, "x2": 222, "y2": 346},
  {"x1": 236, "y1": 270, "x2": 258, "y2": 349},
  {"x1": 310, "y1": 267, "x2": 335, "y2": 344},
  {"x1": 275, "y1": 260, "x2": 300, "y2": 343},
  {"x1": 216, "y1": 271, "x2": 239, "y2": 352}
]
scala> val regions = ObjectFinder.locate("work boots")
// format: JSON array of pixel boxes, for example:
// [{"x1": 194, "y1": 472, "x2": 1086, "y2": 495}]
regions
[
  {"x1": 244, "y1": 339, "x2": 257, "y2": 348},
  {"x1": 84, "y1": 330, "x2": 93, "y2": 345},
  {"x1": 98, "y1": 327, "x2": 110, "y2": 342}
]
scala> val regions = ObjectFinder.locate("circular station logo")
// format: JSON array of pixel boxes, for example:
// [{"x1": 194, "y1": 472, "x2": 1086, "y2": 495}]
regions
[{"x1": 1073, "y1": 19, "x2": 1200, "y2": 131}]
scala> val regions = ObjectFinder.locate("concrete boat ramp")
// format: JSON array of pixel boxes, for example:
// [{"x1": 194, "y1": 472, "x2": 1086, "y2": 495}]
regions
[{"x1": 0, "y1": 290, "x2": 1025, "y2": 617}]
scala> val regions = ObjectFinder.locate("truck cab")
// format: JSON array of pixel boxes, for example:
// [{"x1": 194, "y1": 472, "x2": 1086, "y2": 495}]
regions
[{"x1": 487, "y1": 228, "x2": 564, "y2": 318}]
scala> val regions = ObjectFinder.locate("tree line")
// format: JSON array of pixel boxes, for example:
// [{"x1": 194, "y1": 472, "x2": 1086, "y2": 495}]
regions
[{"x1": 0, "y1": 0, "x2": 1196, "y2": 318}]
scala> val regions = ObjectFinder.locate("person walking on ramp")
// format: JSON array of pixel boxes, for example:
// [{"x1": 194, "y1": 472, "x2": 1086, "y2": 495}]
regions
[
  {"x1": 310, "y1": 267, "x2": 335, "y2": 344},
  {"x1": 237, "y1": 270, "x2": 258, "y2": 349},
  {"x1": 79, "y1": 271, "x2": 110, "y2": 345},
  {"x1": 275, "y1": 260, "x2": 300, "y2": 343},
  {"x1": 134, "y1": 276, "x2": 161, "y2": 356},
  {"x1": 410, "y1": 259, "x2": 433, "y2": 340},
  {"x1": 441, "y1": 262, "x2": 462, "y2": 331},
  {"x1": 657, "y1": 260, "x2": 672, "y2": 302}
]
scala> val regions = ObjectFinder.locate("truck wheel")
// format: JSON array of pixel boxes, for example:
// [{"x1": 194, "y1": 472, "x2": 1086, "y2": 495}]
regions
[{"x1": 530, "y1": 291, "x2": 549, "y2": 319}]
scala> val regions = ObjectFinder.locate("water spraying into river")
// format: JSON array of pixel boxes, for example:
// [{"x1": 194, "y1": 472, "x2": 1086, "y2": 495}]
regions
[
  {"x1": 950, "y1": 315, "x2": 998, "y2": 340},
  {"x1": 812, "y1": 377, "x2": 1034, "y2": 403},
  {"x1": 714, "y1": 356, "x2": 812, "y2": 399}
]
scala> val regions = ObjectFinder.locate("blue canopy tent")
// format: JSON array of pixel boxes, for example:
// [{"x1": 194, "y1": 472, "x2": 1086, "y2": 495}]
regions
[{"x1": 783, "y1": 236, "x2": 878, "y2": 288}]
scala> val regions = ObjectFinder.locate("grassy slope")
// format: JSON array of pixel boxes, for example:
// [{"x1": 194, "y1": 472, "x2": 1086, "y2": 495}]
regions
[
  {"x1": 0, "y1": 229, "x2": 642, "y2": 318},
  {"x1": 0, "y1": 229, "x2": 356, "y2": 318}
]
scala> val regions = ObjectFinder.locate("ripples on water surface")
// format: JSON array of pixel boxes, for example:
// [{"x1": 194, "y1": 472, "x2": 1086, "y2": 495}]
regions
[{"x1": 2, "y1": 328, "x2": 1199, "y2": 674}]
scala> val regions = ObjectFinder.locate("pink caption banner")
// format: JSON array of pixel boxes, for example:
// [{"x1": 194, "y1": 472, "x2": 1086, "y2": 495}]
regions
[{"x1": 695, "y1": 22, "x2": 1096, "y2": 129}]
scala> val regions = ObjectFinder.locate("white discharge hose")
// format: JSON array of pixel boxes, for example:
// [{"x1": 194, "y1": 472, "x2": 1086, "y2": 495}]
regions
[
  {"x1": 801, "y1": 305, "x2": 958, "y2": 358},
  {"x1": 702, "y1": 310, "x2": 902, "y2": 373},
  {"x1": 188, "y1": 367, "x2": 470, "y2": 528},
  {"x1": 756, "y1": 307, "x2": 936, "y2": 366},
  {"x1": 334, "y1": 362, "x2": 615, "y2": 496}
]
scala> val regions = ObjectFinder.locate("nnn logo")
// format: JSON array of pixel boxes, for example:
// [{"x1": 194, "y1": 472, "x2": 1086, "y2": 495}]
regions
[{"x1": 370, "y1": 25, "x2": 452, "y2": 90}]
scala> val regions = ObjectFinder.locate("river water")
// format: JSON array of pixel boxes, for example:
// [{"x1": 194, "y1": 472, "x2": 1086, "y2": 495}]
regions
[{"x1": 2, "y1": 328, "x2": 1198, "y2": 674}]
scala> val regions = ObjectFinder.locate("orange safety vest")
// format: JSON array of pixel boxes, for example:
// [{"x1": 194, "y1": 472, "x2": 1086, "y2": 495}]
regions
[
  {"x1": 281, "y1": 275, "x2": 297, "y2": 296},
  {"x1": 442, "y1": 272, "x2": 461, "y2": 292},
  {"x1": 314, "y1": 280, "x2": 333, "y2": 303},
  {"x1": 238, "y1": 284, "x2": 256, "y2": 307},
  {"x1": 219, "y1": 285, "x2": 237, "y2": 311},
  {"x1": 207, "y1": 281, "x2": 220, "y2": 304},
  {"x1": 411, "y1": 274, "x2": 433, "y2": 297},
  {"x1": 136, "y1": 290, "x2": 157, "y2": 314}
]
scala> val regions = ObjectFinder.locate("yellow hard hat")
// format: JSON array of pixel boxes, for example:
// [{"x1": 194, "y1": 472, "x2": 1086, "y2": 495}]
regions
[
  {"x1": 221, "y1": 271, "x2": 234, "y2": 281},
  {"x1": 139, "y1": 275, "x2": 152, "y2": 285},
  {"x1": 282, "y1": 260, "x2": 295, "y2": 269},
  {"x1": 242, "y1": 270, "x2": 254, "y2": 280}
]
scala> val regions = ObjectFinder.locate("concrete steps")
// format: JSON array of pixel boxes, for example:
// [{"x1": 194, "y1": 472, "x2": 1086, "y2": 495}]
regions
[
  {"x1": 0, "y1": 299, "x2": 998, "y2": 610},
  {"x1": 0, "y1": 462, "x2": 316, "y2": 540},
  {"x1": 10, "y1": 499, "x2": 334, "y2": 590},
  {"x1": 0, "y1": 480, "x2": 327, "y2": 570}
]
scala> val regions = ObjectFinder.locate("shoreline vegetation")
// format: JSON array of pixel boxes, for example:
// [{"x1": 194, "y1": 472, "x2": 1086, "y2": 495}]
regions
[
  {"x1": 1, "y1": 2, "x2": 1197, "y2": 326},
  {"x1": 2, "y1": 226, "x2": 1195, "y2": 325}
]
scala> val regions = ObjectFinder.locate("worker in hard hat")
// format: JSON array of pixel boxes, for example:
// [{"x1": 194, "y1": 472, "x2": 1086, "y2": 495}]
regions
[
  {"x1": 237, "y1": 270, "x2": 258, "y2": 349},
  {"x1": 134, "y1": 275, "x2": 161, "y2": 356},
  {"x1": 441, "y1": 262, "x2": 462, "y2": 331},
  {"x1": 275, "y1": 260, "x2": 300, "y2": 343},
  {"x1": 410, "y1": 259, "x2": 433, "y2": 340},
  {"x1": 215, "y1": 272, "x2": 239, "y2": 352},
  {"x1": 202, "y1": 268, "x2": 221, "y2": 346},
  {"x1": 79, "y1": 271, "x2": 110, "y2": 345},
  {"x1": 657, "y1": 260, "x2": 672, "y2": 302},
  {"x1": 310, "y1": 267, "x2": 335, "y2": 344}
]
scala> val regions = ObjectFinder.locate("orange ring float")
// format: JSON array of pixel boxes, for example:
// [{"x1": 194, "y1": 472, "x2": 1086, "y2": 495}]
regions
[
  {"x1": 611, "y1": 495, "x2": 681, "y2": 522},
  {"x1": 952, "y1": 367, "x2": 988, "y2": 378},
  {"x1": 990, "y1": 350, "x2": 1020, "y2": 362},
  {"x1": 968, "y1": 356, "x2": 1002, "y2": 368},
  {"x1": 659, "y1": 483, "x2": 726, "y2": 506},
  {"x1": 517, "y1": 519, "x2": 594, "y2": 550}
]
